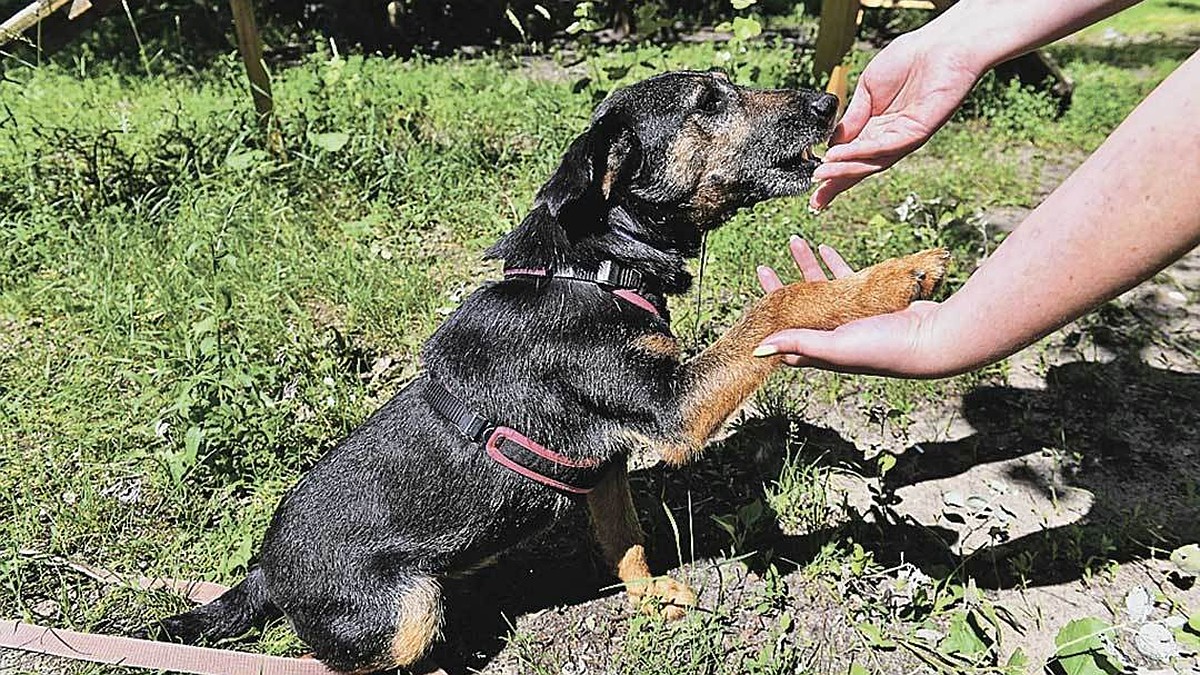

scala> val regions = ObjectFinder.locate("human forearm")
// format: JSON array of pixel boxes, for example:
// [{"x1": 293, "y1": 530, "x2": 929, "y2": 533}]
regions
[
  {"x1": 809, "y1": 0, "x2": 1146, "y2": 210},
  {"x1": 922, "y1": 49, "x2": 1200, "y2": 376},
  {"x1": 919, "y1": 0, "x2": 1143, "y2": 74}
]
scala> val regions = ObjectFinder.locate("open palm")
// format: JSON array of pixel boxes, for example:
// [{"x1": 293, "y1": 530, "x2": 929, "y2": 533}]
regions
[{"x1": 756, "y1": 238, "x2": 947, "y2": 377}]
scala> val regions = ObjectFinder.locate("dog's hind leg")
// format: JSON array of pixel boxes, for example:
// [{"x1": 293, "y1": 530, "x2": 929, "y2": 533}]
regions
[
  {"x1": 588, "y1": 458, "x2": 696, "y2": 620},
  {"x1": 660, "y1": 248, "x2": 950, "y2": 465},
  {"x1": 294, "y1": 573, "x2": 444, "y2": 673}
]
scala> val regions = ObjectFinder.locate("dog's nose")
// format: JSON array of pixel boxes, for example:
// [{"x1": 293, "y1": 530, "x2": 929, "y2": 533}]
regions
[{"x1": 809, "y1": 93, "x2": 839, "y2": 121}]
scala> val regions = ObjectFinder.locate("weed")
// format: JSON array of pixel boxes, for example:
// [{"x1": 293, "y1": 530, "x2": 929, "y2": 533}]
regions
[{"x1": 764, "y1": 442, "x2": 836, "y2": 536}]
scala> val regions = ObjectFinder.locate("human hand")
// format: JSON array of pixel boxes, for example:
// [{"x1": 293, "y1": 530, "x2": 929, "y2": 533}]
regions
[
  {"x1": 809, "y1": 32, "x2": 984, "y2": 210},
  {"x1": 755, "y1": 237, "x2": 951, "y2": 378}
]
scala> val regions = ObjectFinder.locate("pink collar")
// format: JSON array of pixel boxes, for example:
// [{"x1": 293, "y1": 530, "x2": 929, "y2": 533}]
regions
[{"x1": 504, "y1": 267, "x2": 661, "y2": 318}]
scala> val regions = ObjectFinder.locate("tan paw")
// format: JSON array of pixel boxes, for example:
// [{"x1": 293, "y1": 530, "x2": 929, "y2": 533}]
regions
[
  {"x1": 859, "y1": 247, "x2": 950, "y2": 311},
  {"x1": 629, "y1": 576, "x2": 697, "y2": 621},
  {"x1": 905, "y1": 247, "x2": 951, "y2": 299}
]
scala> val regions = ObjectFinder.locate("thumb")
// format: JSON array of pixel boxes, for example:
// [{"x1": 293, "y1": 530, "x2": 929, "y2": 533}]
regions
[
  {"x1": 830, "y1": 81, "x2": 872, "y2": 147},
  {"x1": 754, "y1": 325, "x2": 916, "y2": 376},
  {"x1": 753, "y1": 328, "x2": 866, "y2": 373}
]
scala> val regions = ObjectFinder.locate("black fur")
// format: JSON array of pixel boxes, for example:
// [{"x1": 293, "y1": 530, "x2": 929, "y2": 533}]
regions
[{"x1": 151, "y1": 70, "x2": 837, "y2": 672}]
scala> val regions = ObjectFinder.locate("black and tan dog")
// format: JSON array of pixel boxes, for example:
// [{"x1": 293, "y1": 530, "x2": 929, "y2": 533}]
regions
[{"x1": 151, "y1": 70, "x2": 947, "y2": 672}]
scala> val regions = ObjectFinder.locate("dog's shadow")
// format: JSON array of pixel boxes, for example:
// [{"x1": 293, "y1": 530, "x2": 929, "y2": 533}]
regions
[{"x1": 428, "y1": 349, "x2": 1200, "y2": 672}]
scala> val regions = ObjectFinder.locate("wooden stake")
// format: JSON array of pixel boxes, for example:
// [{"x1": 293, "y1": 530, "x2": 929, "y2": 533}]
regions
[
  {"x1": 0, "y1": 0, "x2": 71, "y2": 47},
  {"x1": 228, "y1": 0, "x2": 273, "y2": 126},
  {"x1": 813, "y1": 0, "x2": 860, "y2": 79},
  {"x1": 67, "y1": 0, "x2": 92, "y2": 20}
]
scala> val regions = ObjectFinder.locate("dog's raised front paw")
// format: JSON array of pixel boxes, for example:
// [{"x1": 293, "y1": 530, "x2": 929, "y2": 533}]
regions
[{"x1": 860, "y1": 247, "x2": 950, "y2": 309}]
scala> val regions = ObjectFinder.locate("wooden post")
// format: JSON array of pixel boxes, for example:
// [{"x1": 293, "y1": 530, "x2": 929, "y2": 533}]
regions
[
  {"x1": 812, "y1": 0, "x2": 862, "y2": 105},
  {"x1": 0, "y1": 0, "x2": 72, "y2": 47},
  {"x1": 228, "y1": 0, "x2": 273, "y2": 126}
]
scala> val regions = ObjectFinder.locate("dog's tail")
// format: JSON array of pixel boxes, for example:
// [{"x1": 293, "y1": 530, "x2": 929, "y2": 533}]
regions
[{"x1": 151, "y1": 566, "x2": 279, "y2": 644}]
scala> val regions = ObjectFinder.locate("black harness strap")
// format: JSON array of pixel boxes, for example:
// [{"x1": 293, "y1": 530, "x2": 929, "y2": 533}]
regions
[
  {"x1": 503, "y1": 259, "x2": 644, "y2": 290},
  {"x1": 420, "y1": 376, "x2": 492, "y2": 442},
  {"x1": 420, "y1": 376, "x2": 606, "y2": 494}
]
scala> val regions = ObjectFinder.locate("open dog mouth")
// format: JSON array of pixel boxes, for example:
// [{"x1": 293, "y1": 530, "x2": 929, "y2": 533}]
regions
[
  {"x1": 777, "y1": 145, "x2": 822, "y2": 171},
  {"x1": 775, "y1": 125, "x2": 834, "y2": 173}
]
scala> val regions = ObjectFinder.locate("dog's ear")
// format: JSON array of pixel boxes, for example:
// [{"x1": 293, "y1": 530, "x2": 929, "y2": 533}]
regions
[{"x1": 537, "y1": 114, "x2": 641, "y2": 223}]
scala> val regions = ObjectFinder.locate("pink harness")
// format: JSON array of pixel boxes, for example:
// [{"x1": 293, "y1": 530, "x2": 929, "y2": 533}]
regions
[
  {"x1": 424, "y1": 260, "x2": 659, "y2": 493},
  {"x1": 421, "y1": 377, "x2": 608, "y2": 494}
]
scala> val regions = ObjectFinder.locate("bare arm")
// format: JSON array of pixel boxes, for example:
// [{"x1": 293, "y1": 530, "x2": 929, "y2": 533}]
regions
[
  {"x1": 931, "y1": 0, "x2": 1142, "y2": 68},
  {"x1": 812, "y1": 0, "x2": 1144, "y2": 209},
  {"x1": 761, "y1": 49, "x2": 1200, "y2": 377}
]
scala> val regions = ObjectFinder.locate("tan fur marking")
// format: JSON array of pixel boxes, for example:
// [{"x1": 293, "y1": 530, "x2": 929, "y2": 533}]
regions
[
  {"x1": 588, "y1": 459, "x2": 647, "y2": 576},
  {"x1": 665, "y1": 123, "x2": 708, "y2": 190},
  {"x1": 587, "y1": 459, "x2": 697, "y2": 618},
  {"x1": 388, "y1": 576, "x2": 444, "y2": 667},
  {"x1": 617, "y1": 545, "x2": 654, "y2": 594},
  {"x1": 632, "y1": 333, "x2": 680, "y2": 358}
]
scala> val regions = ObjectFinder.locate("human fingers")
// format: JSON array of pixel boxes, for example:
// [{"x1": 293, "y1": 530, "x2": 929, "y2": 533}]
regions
[
  {"x1": 820, "y1": 130, "x2": 923, "y2": 166},
  {"x1": 752, "y1": 327, "x2": 884, "y2": 375},
  {"x1": 757, "y1": 265, "x2": 784, "y2": 292},
  {"x1": 817, "y1": 244, "x2": 854, "y2": 278},
  {"x1": 787, "y1": 237, "x2": 827, "y2": 282},
  {"x1": 809, "y1": 154, "x2": 905, "y2": 210},
  {"x1": 812, "y1": 157, "x2": 895, "y2": 183},
  {"x1": 755, "y1": 302, "x2": 944, "y2": 375},
  {"x1": 828, "y1": 81, "x2": 872, "y2": 147},
  {"x1": 809, "y1": 176, "x2": 862, "y2": 211}
]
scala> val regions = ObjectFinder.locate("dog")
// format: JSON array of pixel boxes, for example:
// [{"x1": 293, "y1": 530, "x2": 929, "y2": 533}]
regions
[{"x1": 150, "y1": 70, "x2": 947, "y2": 672}]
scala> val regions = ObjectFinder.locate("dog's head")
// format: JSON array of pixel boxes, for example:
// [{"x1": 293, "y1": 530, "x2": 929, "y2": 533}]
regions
[
  {"x1": 489, "y1": 70, "x2": 838, "y2": 287},
  {"x1": 541, "y1": 70, "x2": 837, "y2": 245}
]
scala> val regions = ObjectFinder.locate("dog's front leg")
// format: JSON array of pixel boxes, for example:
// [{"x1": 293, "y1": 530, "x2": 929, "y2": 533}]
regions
[
  {"x1": 587, "y1": 457, "x2": 697, "y2": 619},
  {"x1": 661, "y1": 248, "x2": 949, "y2": 465}
]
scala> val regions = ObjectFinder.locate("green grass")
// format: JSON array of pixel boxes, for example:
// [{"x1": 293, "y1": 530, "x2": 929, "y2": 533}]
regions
[
  {"x1": 1, "y1": 3, "x2": 1197, "y2": 670},
  {"x1": 1075, "y1": 0, "x2": 1200, "y2": 39}
]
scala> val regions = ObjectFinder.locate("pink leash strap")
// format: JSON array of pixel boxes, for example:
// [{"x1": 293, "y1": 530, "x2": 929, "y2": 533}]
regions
[
  {"x1": 61, "y1": 561, "x2": 231, "y2": 604},
  {"x1": 0, "y1": 620, "x2": 336, "y2": 675},
  {"x1": 3, "y1": 555, "x2": 335, "y2": 675}
]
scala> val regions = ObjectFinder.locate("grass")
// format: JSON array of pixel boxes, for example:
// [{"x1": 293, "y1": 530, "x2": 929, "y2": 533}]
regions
[
  {"x1": 1074, "y1": 0, "x2": 1200, "y2": 39},
  {"x1": 1, "y1": 1, "x2": 1198, "y2": 672}
]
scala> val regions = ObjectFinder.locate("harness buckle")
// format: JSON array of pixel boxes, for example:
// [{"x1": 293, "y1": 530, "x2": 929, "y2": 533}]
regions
[
  {"x1": 594, "y1": 260, "x2": 643, "y2": 290},
  {"x1": 593, "y1": 260, "x2": 617, "y2": 287}
]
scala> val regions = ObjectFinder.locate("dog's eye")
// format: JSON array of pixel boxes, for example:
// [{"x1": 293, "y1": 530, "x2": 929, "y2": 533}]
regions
[{"x1": 696, "y1": 88, "x2": 724, "y2": 115}]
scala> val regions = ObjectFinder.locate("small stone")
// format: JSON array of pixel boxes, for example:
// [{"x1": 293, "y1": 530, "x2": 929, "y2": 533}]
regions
[
  {"x1": 32, "y1": 599, "x2": 59, "y2": 619},
  {"x1": 914, "y1": 627, "x2": 942, "y2": 643},
  {"x1": 1125, "y1": 585, "x2": 1153, "y2": 623},
  {"x1": 1133, "y1": 622, "x2": 1178, "y2": 661}
]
